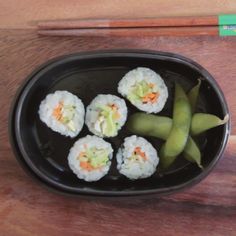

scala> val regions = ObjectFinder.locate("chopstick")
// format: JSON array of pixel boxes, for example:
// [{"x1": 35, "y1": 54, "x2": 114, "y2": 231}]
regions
[
  {"x1": 38, "y1": 16, "x2": 218, "y2": 29},
  {"x1": 38, "y1": 26, "x2": 218, "y2": 37},
  {"x1": 37, "y1": 15, "x2": 236, "y2": 37}
]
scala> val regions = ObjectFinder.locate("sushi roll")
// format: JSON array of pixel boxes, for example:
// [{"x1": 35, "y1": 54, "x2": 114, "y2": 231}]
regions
[
  {"x1": 118, "y1": 67, "x2": 168, "y2": 113},
  {"x1": 38, "y1": 90, "x2": 85, "y2": 138},
  {"x1": 68, "y1": 135, "x2": 113, "y2": 182},
  {"x1": 85, "y1": 94, "x2": 127, "y2": 137},
  {"x1": 116, "y1": 135, "x2": 159, "y2": 180}
]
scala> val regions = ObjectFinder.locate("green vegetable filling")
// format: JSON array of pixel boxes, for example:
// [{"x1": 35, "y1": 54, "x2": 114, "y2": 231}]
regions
[
  {"x1": 127, "y1": 80, "x2": 154, "y2": 103},
  {"x1": 61, "y1": 105, "x2": 76, "y2": 131},
  {"x1": 80, "y1": 147, "x2": 109, "y2": 168},
  {"x1": 97, "y1": 105, "x2": 120, "y2": 136}
]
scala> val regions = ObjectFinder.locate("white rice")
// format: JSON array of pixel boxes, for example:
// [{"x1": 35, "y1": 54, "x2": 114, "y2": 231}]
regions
[
  {"x1": 68, "y1": 135, "x2": 113, "y2": 182},
  {"x1": 118, "y1": 67, "x2": 168, "y2": 113},
  {"x1": 85, "y1": 94, "x2": 128, "y2": 137},
  {"x1": 38, "y1": 90, "x2": 85, "y2": 138},
  {"x1": 116, "y1": 135, "x2": 159, "y2": 180}
]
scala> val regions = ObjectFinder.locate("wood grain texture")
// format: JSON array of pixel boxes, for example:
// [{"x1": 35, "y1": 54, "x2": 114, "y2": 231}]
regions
[
  {"x1": 1, "y1": 0, "x2": 236, "y2": 29},
  {"x1": 37, "y1": 26, "x2": 219, "y2": 37},
  {"x1": 37, "y1": 16, "x2": 219, "y2": 29},
  {"x1": 0, "y1": 30, "x2": 236, "y2": 235}
]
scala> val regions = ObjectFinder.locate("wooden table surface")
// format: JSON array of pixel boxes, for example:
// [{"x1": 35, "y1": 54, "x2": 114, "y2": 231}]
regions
[
  {"x1": 0, "y1": 1, "x2": 236, "y2": 236},
  {"x1": 1, "y1": 0, "x2": 236, "y2": 29}
]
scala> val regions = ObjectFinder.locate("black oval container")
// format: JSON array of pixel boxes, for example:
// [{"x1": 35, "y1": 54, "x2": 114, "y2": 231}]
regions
[{"x1": 9, "y1": 50, "x2": 230, "y2": 196}]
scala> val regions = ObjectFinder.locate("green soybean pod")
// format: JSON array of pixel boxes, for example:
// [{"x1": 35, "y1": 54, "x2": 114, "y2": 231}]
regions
[
  {"x1": 163, "y1": 83, "x2": 192, "y2": 157},
  {"x1": 127, "y1": 112, "x2": 202, "y2": 169},
  {"x1": 127, "y1": 113, "x2": 172, "y2": 140},
  {"x1": 160, "y1": 137, "x2": 202, "y2": 169},
  {"x1": 183, "y1": 136, "x2": 202, "y2": 169},
  {"x1": 159, "y1": 143, "x2": 175, "y2": 169},
  {"x1": 188, "y1": 79, "x2": 201, "y2": 113},
  {"x1": 127, "y1": 112, "x2": 227, "y2": 140},
  {"x1": 191, "y1": 113, "x2": 229, "y2": 136}
]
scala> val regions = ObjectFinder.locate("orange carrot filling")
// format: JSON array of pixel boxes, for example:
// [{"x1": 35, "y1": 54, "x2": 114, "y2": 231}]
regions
[
  {"x1": 142, "y1": 92, "x2": 159, "y2": 104},
  {"x1": 52, "y1": 102, "x2": 63, "y2": 121},
  {"x1": 80, "y1": 161, "x2": 95, "y2": 171},
  {"x1": 79, "y1": 160, "x2": 104, "y2": 171},
  {"x1": 78, "y1": 148, "x2": 109, "y2": 171},
  {"x1": 134, "y1": 147, "x2": 147, "y2": 160}
]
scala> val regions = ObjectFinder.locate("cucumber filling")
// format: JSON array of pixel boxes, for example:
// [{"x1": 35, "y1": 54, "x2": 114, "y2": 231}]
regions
[
  {"x1": 79, "y1": 147, "x2": 109, "y2": 169},
  {"x1": 95, "y1": 104, "x2": 120, "y2": 136},
  {"x1": 127, "y1": 80, "x2": 158, "y2": 104}
]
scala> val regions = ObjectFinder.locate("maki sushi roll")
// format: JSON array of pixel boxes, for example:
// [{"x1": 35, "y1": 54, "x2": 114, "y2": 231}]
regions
[
  {"x1": 116, "y1": 135, "x2": 159, "y2": 180},
  {"x1": 118, "y1": 67, "x2": 168, "y2": 113},
  {"x1": 85, "y1": 94, "x2": 127, "y2": 137},
  {"x1": 68, "y1": 135, "x2": 113, "y2": 182},
  {"x1": 38, "y1": 90, "x2": 85, "y2": 138}
]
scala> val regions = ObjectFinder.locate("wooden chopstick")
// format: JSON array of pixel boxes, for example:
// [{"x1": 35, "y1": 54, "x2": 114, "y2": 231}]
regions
[
  {"x1": 38, "y1": 26, "x2": 218, "y2": 37},
  {"x1": 38, "y1": 16, "x2": 218, "y2": 30}
]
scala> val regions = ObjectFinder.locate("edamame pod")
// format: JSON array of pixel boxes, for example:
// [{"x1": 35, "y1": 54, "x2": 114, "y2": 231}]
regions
[
  {"x1": 188, "y1": 79, "x2": 201, "y2": 113},
  {"x1": 183, "y1": 136, "x2": 202, "y2": 169},
  {"x1": 160, "y1": 143, "x2": 176, "y2": 169},
  {"x1": 128, "y1": 112, "x2": 228, "y2": 138},
  {"x1": 191, "y1": 113, "x2": 229, "y2": 136},
  {"x1": 127, "y1": 113, "x2": 202, "y2": 168},
  {"x1": 127, "y1": 111, "x2": 228, "y2": 169},
  {"x1": 127, "y1": 113, "x2": 172, "y2": 140},
  {"x1": 161, "y1": 135, "x2": 202, "y2": 169},
  {"x1": 162, "y1": 83, "x2": 191, "y2": 160}
]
